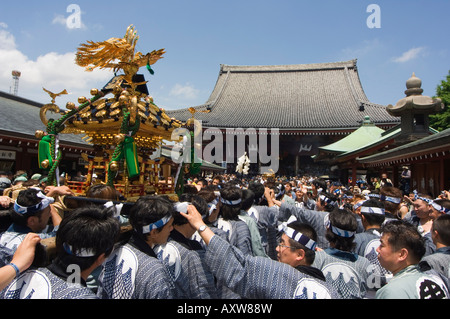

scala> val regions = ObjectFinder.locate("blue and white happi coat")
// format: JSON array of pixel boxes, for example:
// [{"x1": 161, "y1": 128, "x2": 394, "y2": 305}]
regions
[
  {"x1": 421, "y1": 247, "x2": 450, "y2": 280},
  {"x1": 0, "y1": 224, "x2": 58, "y2": 252},
  {"x1": 216, "y1": 218, "x2": 253, "y2": 256},
  {"x1": 1, "y1": 267, "x2": 96, "y2": 299},
  {"x1": 312, "y1": 248, "x2": 373, "y2": 299},
  {"x1": 278, "y1": 202, "x2": 330, "y2": 249},
  {"x1": 354, "y1": 228, "x2": 391, "y2": 291},
  {"x1": 96, "y1": 243, "x2": 175, "y2": 299},
  {"x1": 376, "y1": 264, "x2": 449, "y2": 299},
  {"x1": 204, "y1": 234, "x2": 340, "y2": 299},
  {"x1": 248, "y1": 205, "x2": 279, "y2": 260},
  {"x1": 154, "y1": 239, "x2": 218, "y2": 299}
]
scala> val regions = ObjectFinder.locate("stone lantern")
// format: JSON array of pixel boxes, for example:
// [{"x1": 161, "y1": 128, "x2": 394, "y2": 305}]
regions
[{"x1": 387, "y1": 73, "x2": 444, "y2": 142}]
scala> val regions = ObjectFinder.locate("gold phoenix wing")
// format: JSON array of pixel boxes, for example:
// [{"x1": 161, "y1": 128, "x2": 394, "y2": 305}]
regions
[
  {"x1": 43, "y1": 88, "x2": 68, "y2": 104},
  {"x1": 75, "y1": 25, "x2": 165, "y2": 81}
]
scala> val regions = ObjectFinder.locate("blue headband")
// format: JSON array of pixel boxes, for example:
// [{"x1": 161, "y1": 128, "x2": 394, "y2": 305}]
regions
[
  {"x1": 431, "y1": 201, "x2": 450, "y2": 214},
  {"x1": 325, "y1": 220, "x2": 356, "y2": 238},
  {"x1": 380, "y1": 195, "x2": 402, "y2": 204},
  {"x1": 353, "y1": 200, "x2": 366, "y2": 210},
  {"x1": 220, "y1": 198, "x2": 242, "y2": 206},
  {"x1": 142, "y1": 214, "x2": 172, "y2": 234},
  {"x1": 63, "y1": 243, "x2": 96, "y2": 258},
  {"x1": 319, "y1": 194, "x2": 336, "y2": 206},
  {"x1": 360, "y1": 206, "x2": 385, "y2": 215},
  {"x1": 284, "y1": 226, "x2": 317, "y2": 251},
  {"x1": 411, "y1": 190, "x2": 432, "y2": 204},
  {"x1": 13, "y1": 191, "x2": 54, "y2": 215}
]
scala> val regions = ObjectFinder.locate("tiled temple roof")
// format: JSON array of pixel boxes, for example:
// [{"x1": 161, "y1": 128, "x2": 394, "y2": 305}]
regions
[{"x1": 167, "y1": 60, "x2": 399, "y2": 131}]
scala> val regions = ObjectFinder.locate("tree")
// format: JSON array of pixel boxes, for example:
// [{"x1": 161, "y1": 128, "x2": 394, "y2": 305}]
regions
[{"x1": 429, "y1": 70, "x2": 450, "y2": 132}]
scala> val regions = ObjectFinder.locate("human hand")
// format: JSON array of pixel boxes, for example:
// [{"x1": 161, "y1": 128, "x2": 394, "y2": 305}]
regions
[
  {"x1": 10, "y1": 233, "x2": 41, "y2": 273},
  {"x1": 264, "y1": 187, "x2": 274, "y2": 199},
  {"x1": 180, "y1": 205, "x2": 205, "y2": 230},
  {"x1": 0, "y1": 196, "x2": 12, "y2": 208},
  {"x1": 44, "y1": 186, "x2": 74, "y2": 197}
]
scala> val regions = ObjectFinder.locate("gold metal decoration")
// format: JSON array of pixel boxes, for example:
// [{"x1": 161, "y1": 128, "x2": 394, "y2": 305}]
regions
[
  {"x1": 75, "y1": 25, "x2": 165, "y2": 89},
  {"x1": 36, "y1": 25, "x2": 184, "y2": 199}
]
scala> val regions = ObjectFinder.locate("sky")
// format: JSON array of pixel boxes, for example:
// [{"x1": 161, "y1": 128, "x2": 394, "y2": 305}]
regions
[{"x1": 0, "y1": 0, "x2": 449, "y2": 112}]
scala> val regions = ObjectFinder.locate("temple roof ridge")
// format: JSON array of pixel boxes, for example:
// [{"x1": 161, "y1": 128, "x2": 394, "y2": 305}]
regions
[{"x1": 220, "y1": 59, "x2": 358, "y2": 73}]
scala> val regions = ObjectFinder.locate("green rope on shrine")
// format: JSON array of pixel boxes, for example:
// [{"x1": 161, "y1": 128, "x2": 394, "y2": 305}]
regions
[
  {"x1": 38, "y1": 94, "x2": 104, "y2": 186},
  {"x1": 106, "y1": 109, "x2": 141, "y2": 187},
  {"x1": 147, "y1": 63, "x2": 155, "y2": 75}
]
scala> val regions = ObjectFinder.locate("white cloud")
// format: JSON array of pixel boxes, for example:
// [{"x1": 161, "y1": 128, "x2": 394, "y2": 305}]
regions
[
  {"x1": 0, "y1": 25, "x2": 16, "y2": 51},
  {"x1": 52, "y1": 15, "x2": 67, "y2": 27},
  {"x1": 392, "y1": 47, "x2": 426, "y2": 63},
  {"x1": 0, "y1": 25, "x2": 110, "y2": 105},
  {"x1": 169, "y1": 83, "x2": 200, "y2": 100}
]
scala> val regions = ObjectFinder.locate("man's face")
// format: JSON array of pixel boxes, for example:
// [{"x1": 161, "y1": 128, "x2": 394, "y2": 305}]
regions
[
  {"x1": 413, "y1": 199, "x2": 431, "y2": 219},
  {"x1": 152, "y1": 218, "x2": 174, "y2": 245},
  {"x1": 212, "y1": 179, "x2": 219, "y2": 186},
  {"x1": 429, "y1": 207, "x2": 442, "y2": 221},
  {"x1": 376, "y1": 233, "x2": 399, "y2": 273},
  {"x1": 31, "y1": 205, "x2": 52, "y2": 232},
  {"x1": 276, "y1": 233, "x2": 302, "y2": 268}
]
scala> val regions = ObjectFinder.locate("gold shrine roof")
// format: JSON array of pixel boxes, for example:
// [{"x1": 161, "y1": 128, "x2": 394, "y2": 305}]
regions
[{"x1": 38, "y1": 25, "x2": 184, "y2": 149}]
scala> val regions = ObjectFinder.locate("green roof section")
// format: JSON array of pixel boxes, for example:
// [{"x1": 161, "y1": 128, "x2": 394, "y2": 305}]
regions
[{"x1": 318, "y1": 116, "x2": 385, "y2": 154}]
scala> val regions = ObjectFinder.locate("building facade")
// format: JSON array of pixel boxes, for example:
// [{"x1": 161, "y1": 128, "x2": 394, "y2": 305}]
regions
[
  {"x1": 167, "y1": 60, "x2": 399, "y2": 176},
  {"x1": 0, "y1": 91, "x2": 94, "y2": 177}
]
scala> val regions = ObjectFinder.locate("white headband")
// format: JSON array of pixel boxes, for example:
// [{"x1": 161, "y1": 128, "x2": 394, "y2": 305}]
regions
[
  {"x1": 63, "y1": 243, "x2": 96, "y2": 258},
  {"x1": 360, "y1": 206, "x2": 385, "y2": 215},
  {"x1": 326, "y1": 220, "x2": 356, "y2": 238},
  {"x1": 353, "y1": 200, "x2": 366, "y2": 210},
  {"x1": 284, "y1": 226, "x2": 317, "y2": 251},
  {"x1": 380, "y1": 195, "x2": 402, "y2": 204},
  {"x1": 142, "y1": 214, "x2": 172, "y2": 234},
  {"x1": 319, "y1": 194, "x2": 336, "y2": 206},
  {"x1": 207, "y1": 198, "x2": 218, "y2": 216},
  {"x1": 431, "y1": 201, "x2": 450, "y2": 214},
  {"x1": 14, "y1": 191, "x2": 54, "y2": 215},
  {"x1": 220, "y1": 198, "x2": 242, "y2": 206},
  {"x1": 104, "y1": 201, "x2": 123, "y2": 219},
  {"x1": 174, "y1": 202, "x2": 190, "y2": 214}
]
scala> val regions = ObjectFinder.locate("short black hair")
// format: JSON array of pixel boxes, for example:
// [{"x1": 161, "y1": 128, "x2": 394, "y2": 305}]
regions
[
  {"x1": 220, "y1": 186, "x2": 242, "y2": 220},
  {"x1": 325, "y1": 208, "x2": 357, "y2": 252},
  {"x1": 56, "y1": 205, "x2": 120, "y2": 271},
  {"x1": 173, "y1": 193, "x2": 209, "y2": 226},
  {"x1": 432, "y1": 214, "x2": 450, "y2": 246},
  {"x1": 11, "y1": 188, "x2": 47, "y2": 226},
  {"x1": 360, "y1": 199, "x2": 385, "y2": 226},
  {"x1": 129, "y1": 195, "x2": 174, "y2": 236},
  {"x1": 248, "y1": 182, "x2": 265, "y2": 204},
  {"x1": 286, "y1": 221, "x2": 317, "y2": 265},
  {"x1": 241, "y1": 189, "x2": 255, "y2": 211},
  {"x1": 381, "y1": 220, "x2": 426, "y2": 262}
]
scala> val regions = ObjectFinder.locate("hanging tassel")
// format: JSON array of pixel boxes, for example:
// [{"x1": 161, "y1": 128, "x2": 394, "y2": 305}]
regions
[{"x1": 147, "y1": 63, "x2": 155, "y2": 75}]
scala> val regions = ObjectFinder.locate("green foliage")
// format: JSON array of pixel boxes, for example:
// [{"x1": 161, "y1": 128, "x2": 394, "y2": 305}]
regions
[{"x1": 430, "y1": 71, "x2": 450, "y2": 131}]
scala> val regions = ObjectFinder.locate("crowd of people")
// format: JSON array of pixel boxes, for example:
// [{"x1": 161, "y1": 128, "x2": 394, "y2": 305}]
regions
[{"x1": 0, "y1": 169, "x2": 449, "y2": 300}]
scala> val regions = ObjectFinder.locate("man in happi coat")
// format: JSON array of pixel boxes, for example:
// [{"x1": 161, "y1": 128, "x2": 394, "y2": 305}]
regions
[{"x1": 180, "y1": 204, "x2": 340, "y2": 299}]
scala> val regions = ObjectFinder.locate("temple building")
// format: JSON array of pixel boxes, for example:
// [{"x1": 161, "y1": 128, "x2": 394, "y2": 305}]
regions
[
  {"x1": 167, "y1": 59, "x2": 399, "y2": 175},
  {"x1": 316, "y1": 72, "x2": 448, "y2": 196},
  {"x1": 0, "y1": 91, "x2": 94, "y2": 175}
]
